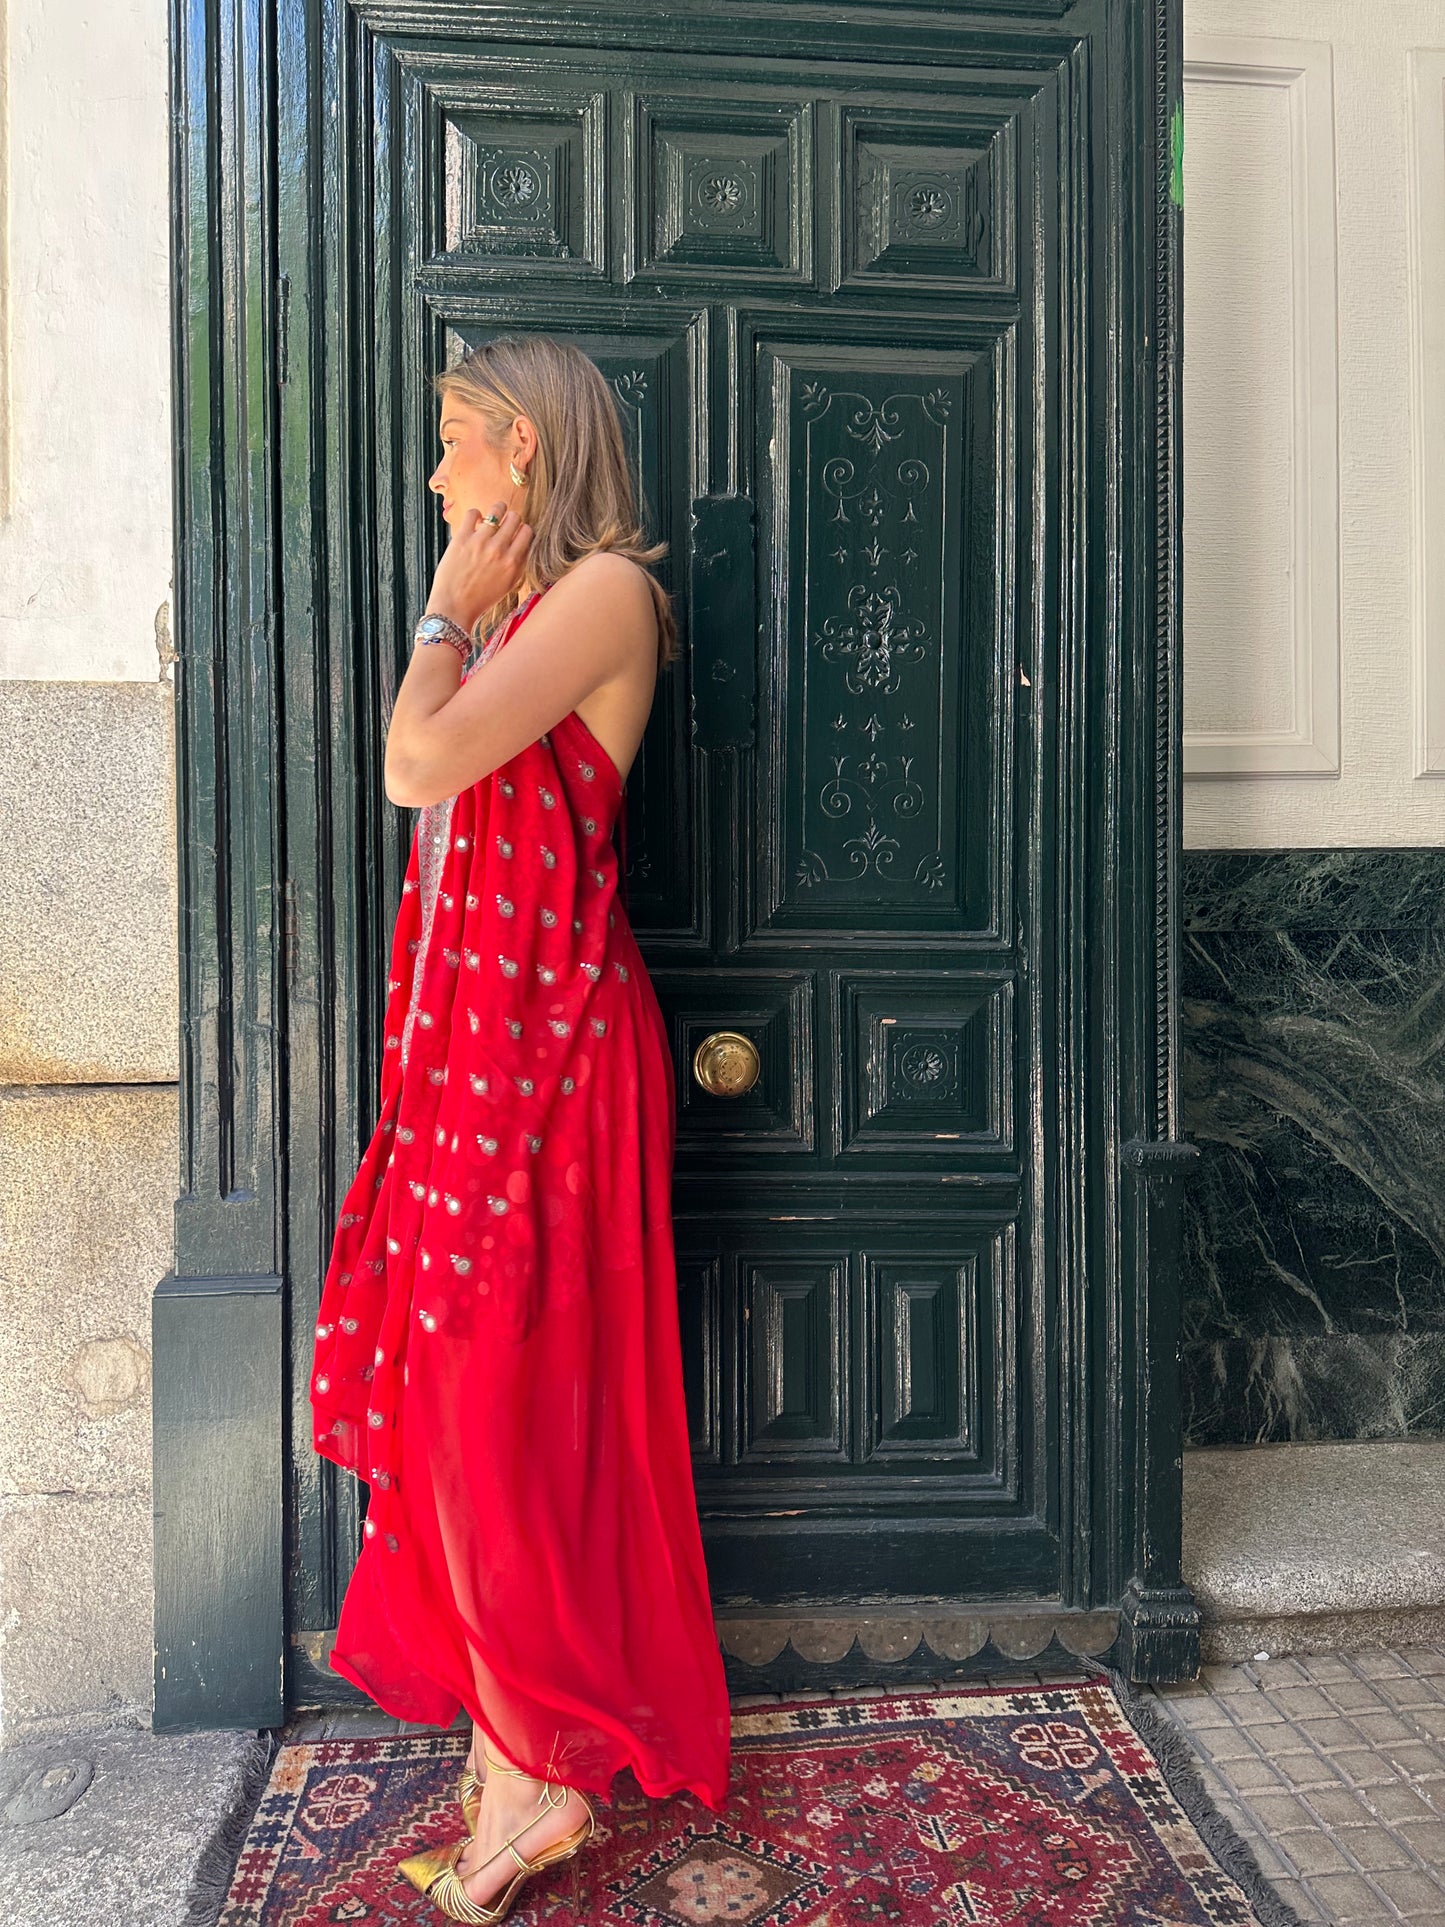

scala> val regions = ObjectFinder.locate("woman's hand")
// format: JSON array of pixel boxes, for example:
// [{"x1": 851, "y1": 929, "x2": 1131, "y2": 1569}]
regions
[{"x1": 426, "y1": 501, "x2": 533, "y2": 633}]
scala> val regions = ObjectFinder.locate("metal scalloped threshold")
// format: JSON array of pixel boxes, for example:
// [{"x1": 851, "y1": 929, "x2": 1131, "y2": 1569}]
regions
[
  {"x1": 292, "y1": 1610, "x2": 1123, "y2": 1713},
  {"x1": 716, "y1": 1606, "x2": 1121, "y2": 1693}
]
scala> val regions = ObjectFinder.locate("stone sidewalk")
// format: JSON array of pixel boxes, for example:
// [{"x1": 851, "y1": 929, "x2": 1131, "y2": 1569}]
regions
[
  {"x1": 0, "y1": 1723, "x2": 269, "y2": 1927},
  {"x1": 3, "y1": 1646, "x2": 1443, "y2": 1925},
  {"x1": 1153, "y1": 1646, "x2": 1445, "y2": 1925}
]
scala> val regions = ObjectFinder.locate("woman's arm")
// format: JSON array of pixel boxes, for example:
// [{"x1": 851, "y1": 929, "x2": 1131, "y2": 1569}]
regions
[{"x1": 384, "y1": 549, "x2": 655, "y2": 809}]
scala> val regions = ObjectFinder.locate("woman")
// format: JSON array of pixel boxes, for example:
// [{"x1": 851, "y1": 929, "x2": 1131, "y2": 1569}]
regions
[{"x1": 309, "y1": 334, "x2": 733, "y2": 1923}]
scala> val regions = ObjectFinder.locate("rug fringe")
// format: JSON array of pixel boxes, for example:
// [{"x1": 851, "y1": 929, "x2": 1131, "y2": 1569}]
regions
[
  {"x1": 180, "y1": 1728, "x2": 282, "y2": 1927},
  {"x1": 1078, "y1": 1659, "x2": 1310, "y2": 1927}
]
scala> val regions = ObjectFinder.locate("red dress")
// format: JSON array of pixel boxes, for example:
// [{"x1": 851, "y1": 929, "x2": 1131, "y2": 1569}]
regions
[{"x1": 309, "y1": 584, "x2": 732, "y2": 1811}]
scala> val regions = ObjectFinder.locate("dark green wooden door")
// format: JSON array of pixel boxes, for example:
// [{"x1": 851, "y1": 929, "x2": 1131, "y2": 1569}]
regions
[
  {"x1": 156, "y1": 0, "x2": 1198, "y2": 1734},
  {"x1": 385, "y1": 49, "x2": 1055, "y2": 1607}
]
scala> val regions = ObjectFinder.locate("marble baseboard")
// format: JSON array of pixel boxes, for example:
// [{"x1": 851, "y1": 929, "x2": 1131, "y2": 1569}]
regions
[
  {"x1": 1180, "y1": 850, "x2": 1445, "y2": 1447},
  {"x1": 1183, "y1": 1334, "x2": 1445, "y2": 1446},
  {"x1": 1182, "y1": 849, "x2": 1445, "y2": 931}
]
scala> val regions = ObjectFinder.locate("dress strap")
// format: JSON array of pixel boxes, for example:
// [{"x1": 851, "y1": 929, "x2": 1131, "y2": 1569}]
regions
[{"x1": 616, "y1": 785, "x2": 630, "y2": 915}]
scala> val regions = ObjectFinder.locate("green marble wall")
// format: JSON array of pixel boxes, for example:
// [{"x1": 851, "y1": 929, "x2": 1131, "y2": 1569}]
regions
[{"x1": 1181, "y1": 851, "x2": 1445, "y2": 1445}]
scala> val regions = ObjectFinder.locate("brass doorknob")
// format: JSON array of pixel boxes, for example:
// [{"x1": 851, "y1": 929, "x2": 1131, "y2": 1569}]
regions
[{"x1": 692, "y1": 1029, "x2": 761, "y2": 1097}]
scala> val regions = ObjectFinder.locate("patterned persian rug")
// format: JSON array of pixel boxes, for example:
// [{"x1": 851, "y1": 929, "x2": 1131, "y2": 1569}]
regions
[{"x1": 209, "y1": 1677, "x2": 1301, "y2": 1926}]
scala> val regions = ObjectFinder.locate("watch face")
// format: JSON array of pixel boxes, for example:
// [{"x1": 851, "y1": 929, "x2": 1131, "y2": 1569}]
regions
[{"x1": 415, "y1": 615, "x2": 467, "y2": 647}]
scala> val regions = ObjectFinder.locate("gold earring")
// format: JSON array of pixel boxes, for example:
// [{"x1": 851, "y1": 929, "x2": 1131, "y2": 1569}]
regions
[{"x1": 509, "y1": 458, "x2": 528, "y2": 487}]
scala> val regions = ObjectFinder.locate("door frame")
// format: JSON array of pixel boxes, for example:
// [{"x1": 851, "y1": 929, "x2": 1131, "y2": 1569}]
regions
[{"x1": 153, "y1": 0, "x2": 1197, "y2": 1731}]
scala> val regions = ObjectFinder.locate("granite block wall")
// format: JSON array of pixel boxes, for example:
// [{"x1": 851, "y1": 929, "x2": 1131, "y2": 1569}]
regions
[
  {"x1": 1181, "y1": 851, "x2": 1445, "y2": 1446},
  {"x1": 0, "y1": 684, "x2": 178, "y2": 1740}
]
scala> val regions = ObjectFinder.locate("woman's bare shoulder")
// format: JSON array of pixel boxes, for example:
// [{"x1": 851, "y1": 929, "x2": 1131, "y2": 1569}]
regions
[
  {"x1": 549, "y1": 551, "x2": 658, "y2": 656},
  {"x1": 552, "y1": 548, "x2": 656, "y2": 602}
]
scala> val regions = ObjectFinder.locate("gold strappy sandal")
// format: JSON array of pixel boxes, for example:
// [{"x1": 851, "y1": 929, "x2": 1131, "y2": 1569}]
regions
[
  {"x1": 399, "y1": 1745, "x2": 596, "y2": 1924},
  {"x1": 456, "y1": 1755, "x2": 484, "y2": 1833}
]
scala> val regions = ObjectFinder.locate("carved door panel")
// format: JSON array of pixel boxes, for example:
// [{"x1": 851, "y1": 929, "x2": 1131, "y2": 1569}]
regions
[{"x1": 663, "y1": 315, "x2": 1039, "y2": 1603}]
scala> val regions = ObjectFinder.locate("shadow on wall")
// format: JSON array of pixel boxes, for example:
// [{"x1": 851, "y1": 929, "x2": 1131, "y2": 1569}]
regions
[{"x1": 1180, "y1": 850, "x2": 1445, "y2": 1447}]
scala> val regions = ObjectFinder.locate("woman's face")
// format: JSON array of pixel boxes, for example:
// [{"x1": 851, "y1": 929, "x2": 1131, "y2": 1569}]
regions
[{"x1": 428, "y1": 398, "x2": 535, "y2": 530}]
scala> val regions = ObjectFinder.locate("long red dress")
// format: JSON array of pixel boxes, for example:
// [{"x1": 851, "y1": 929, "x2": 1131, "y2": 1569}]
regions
[{"x1": 309, "y1": 583, "x2": 732, "y2": 1811}]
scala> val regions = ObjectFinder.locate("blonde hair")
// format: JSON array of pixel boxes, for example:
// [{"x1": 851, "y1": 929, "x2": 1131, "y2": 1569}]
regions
[{"x1": 432, "y1": 334, "x2": 678, "y2": 667}]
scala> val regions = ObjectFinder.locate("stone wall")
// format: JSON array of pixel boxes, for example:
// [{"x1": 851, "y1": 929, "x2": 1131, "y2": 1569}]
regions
[
  {"x1": 0, "y1": 0, "x2": 174, "y2": 1741},
  {"x1": 0, "y1": 686, "x2": 177, "y2": 1739},
  {"x1": 0, "y1": 686, "x2": 177, "y2": 1742}
]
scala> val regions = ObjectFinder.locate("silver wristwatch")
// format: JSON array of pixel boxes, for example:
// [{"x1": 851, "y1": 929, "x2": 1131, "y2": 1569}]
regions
[{"x1": 413, "y1": 612, "x2": 472, "y2": 660}]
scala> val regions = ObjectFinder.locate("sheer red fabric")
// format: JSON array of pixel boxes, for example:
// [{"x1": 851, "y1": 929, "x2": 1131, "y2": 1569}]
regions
[{"x1": 309, "y1": 586, "x2": 732, "y2": 1810}]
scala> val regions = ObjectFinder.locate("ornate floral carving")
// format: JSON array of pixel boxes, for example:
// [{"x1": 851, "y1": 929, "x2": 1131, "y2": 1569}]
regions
[
  {"x1": 896, "y1": 1039, "x2": 957, "y2": 1098},
  {"x1": 800, "y1": 820, "x2": 945, "y2": 892},
  {"x1": 791, "y1": 378, "x2": 954, "y2": 904},
  {"x1": 846, "y1": 398, "x2": 903, "y2": 454},
  {"x1": 841, "y1": 816, "x2": 900, "y2": 878},
  {"x1": 698, "y1": 173, "x2": 745, "y2": 213},
  {"x1": 857, "y1": 485, "x2": 888, "y2": 527},
  {"x1": 820, "y1": 752, "x2": 924, "y2": 824},
  {"x1": 906, "y1": 184, "x2": 952, "y2": 228},
  {"x1": 816, "y1": 584, "x2": 929, "y2": 697},
  {"x1": 493, "y1": 162, "x2": 541, "y2": 206}
]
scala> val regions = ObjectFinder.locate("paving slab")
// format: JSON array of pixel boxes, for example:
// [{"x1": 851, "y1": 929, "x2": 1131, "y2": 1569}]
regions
[
  {"x1": 0, "y1": 1721, "x2": 270, "y2": 1927},
  {"x1": 1151, "y1": 1644, "x2": 1445, "y2": 1924},
  {"x1": 1186, "y1": 1442, "x2": 1445, "y2": 1660}
]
